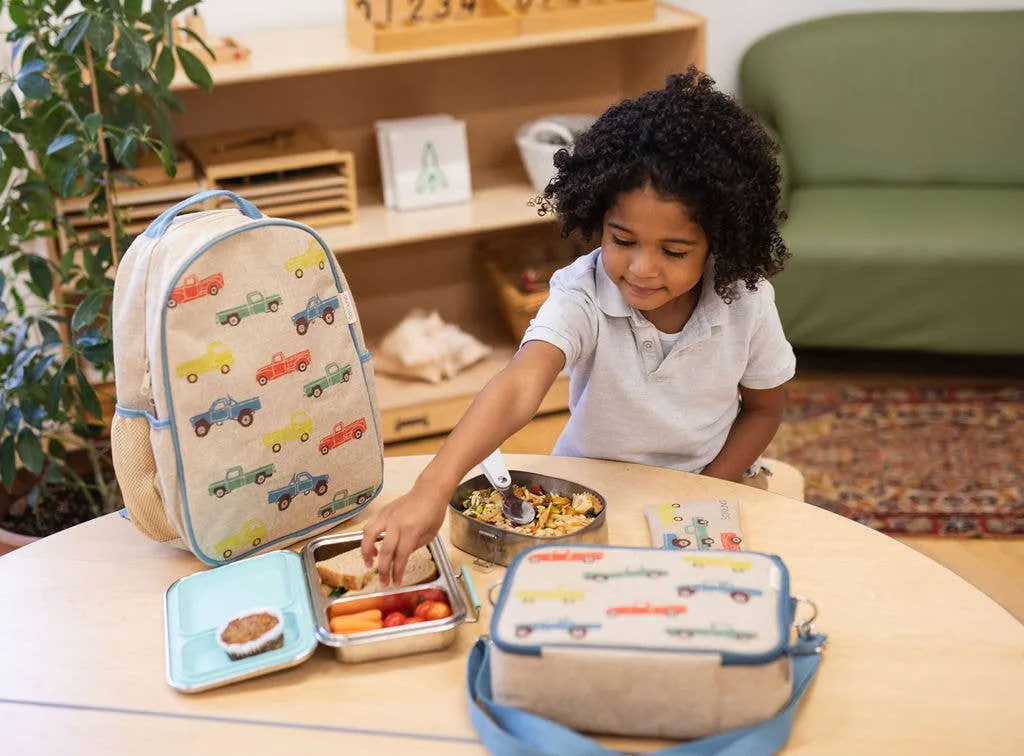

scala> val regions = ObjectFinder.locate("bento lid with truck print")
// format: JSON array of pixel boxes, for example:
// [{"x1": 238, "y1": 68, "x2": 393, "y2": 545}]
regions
[
  {"x1": 491, "y1": 544, "x2": 792, "y2": 664},
  {"x1": 110, "y1": 190, "x2": 383, "y2": 565}
]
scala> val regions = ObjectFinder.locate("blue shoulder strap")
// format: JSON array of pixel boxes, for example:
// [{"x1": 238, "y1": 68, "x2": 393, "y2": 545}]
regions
[{"x1": 466, "y1": 635, "x2": 825, "y2": 756}]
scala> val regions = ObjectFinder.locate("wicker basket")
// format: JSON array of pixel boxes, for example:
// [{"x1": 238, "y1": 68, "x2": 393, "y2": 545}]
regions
[{"x1": 483, "y1": 241, "x2": 584, "y2": 341}]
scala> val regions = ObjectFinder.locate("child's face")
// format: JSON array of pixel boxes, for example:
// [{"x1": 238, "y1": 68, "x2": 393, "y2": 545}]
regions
[{"x1": 600, "y1": 185, "x2": 709, "y2": 330}]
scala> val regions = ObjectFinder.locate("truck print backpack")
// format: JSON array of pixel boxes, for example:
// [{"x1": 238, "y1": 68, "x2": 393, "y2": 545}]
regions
[{"x1": 109, "y1": 190, "x2": 383, "y2": 565}]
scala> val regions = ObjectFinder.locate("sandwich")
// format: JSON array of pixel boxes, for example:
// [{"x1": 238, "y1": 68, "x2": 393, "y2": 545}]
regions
[{"x1": 316, "y1": 546, "x2": 438, "y2": 595}]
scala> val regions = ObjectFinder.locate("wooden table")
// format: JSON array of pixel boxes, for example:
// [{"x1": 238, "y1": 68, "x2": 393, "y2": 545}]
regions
[{"x1": 2, "y1": 455, "x2": 1022, "y2": 755}]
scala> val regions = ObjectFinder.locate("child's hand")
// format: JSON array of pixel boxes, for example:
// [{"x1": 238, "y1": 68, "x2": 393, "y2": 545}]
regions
[{"x1": 360, "y1": 485, "x2": 450, "y2": 588}]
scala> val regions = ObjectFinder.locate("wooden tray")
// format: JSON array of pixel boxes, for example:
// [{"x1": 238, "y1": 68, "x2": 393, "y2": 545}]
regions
[
  {"x1": 184, "y1": 125, "x2": 358, "y2": 227},
  {"x1": 509, "y1": 0, "x2": 656, "y2": 36},
  {"x1": 347, "y1": 0, "x2": 517, "y2": 54}
]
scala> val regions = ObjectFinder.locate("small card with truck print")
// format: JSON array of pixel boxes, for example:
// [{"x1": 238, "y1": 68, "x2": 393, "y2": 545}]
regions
[{"x1": 644, "y1": 498, "x2": 744, "y2": 551}]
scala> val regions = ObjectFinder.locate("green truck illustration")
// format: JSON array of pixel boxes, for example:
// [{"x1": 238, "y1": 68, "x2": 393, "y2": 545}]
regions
[
  {"x1": 216, "y1": 290, "x2": 283, "y2": 326},
  {"x1": 208, "y1": 464, "x2": 275, "y2": 498},
  {"x1": 316, "y1": 486, "x2": 375, "y2": 518},
  {"x1": 304, "y1": 361, "x2": 352, "y2": 398}
]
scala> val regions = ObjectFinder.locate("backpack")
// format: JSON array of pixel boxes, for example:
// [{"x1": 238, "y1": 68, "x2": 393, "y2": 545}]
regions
[{"x1": 109, "y1": 190, "x2": 383, "y2": 565}]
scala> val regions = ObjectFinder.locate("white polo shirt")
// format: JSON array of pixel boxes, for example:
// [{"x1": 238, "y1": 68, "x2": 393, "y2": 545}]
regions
[{"x1": 521, "y1": 249, "x2": 796, "y2": 473}]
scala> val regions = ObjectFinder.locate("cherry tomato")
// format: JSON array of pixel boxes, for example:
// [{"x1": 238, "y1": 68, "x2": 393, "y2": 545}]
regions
[
  {"x1": 414, "y1": 600, "x2": 436, "y2": 619},
  {"x1": 383, "y1": 612, "x2": 406, "y2": 628},
  {"x1": 403, "y1": 616, "x2": 425, "y2": 624},
  {"x1": 424, "y1": 601, "x2": 452, "y2": 621},
  {"x1": 380, "y1": 594, "x2": 416, "y2": 617},
  {"x1": 418, "y1": 588, "x2": 446, "y2": 604}
]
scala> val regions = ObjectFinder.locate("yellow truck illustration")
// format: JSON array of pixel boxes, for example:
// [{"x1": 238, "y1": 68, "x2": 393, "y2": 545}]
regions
[
  {"x1": 261, "y1": 410, "x2": 313, "y2": 453},
  {"x1": 175, "y1": 341, "x2": 234, "y2": 383},
  {"x1": 284, "y1": 241, "x2": 328, "y2": 278},
  {"x1": 683, "y1": 555, "x2": 752, "y2": 573},
  {"x1": 214, "y1": 518, "x2": 266, "y2": 559},
  {"x1": 515, "y1": 586, "x2": 585, "y2": 603}
]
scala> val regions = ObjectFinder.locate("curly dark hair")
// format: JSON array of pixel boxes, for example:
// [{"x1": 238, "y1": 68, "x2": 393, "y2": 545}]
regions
[{"x1": 539, "y1": 66, "x2": 788, "y2": 301}]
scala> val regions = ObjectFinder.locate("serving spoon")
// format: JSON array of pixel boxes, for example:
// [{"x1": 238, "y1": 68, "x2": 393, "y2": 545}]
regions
[{"x1": 479, "y1": 448, "x2": 537, "y2": 525}]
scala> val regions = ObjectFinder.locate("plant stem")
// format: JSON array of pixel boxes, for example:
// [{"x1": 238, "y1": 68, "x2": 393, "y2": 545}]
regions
[{"x1": 82, "y1": 40, "x2": 119, "y2": 268}]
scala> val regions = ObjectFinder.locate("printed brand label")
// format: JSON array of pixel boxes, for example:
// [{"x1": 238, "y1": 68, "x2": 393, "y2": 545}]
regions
[{"x1": 340, "y1": 290, "x2": 358, "y2": 324}]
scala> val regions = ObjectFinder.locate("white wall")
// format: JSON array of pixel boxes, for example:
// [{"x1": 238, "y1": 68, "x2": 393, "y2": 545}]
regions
[{"x1": 197, "y1": 0, "x2": 1024, "y2": 94}]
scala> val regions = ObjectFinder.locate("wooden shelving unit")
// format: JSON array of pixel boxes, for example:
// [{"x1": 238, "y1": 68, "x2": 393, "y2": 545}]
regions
[{"x1": 169, "y1": 3, "x2": 705, "y2": 444}]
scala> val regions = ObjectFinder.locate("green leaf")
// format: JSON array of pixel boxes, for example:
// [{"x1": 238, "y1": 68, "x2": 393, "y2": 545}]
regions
[
  {"x1": 72, "y1": 291, "x2": 107, "y2": 333},
  {"x1": 44, "y1": 464, "x2": 65, "y2": 485},
  {"x1": 22, "y1": 403, "x2": 47, "y2": 430},
  {"x1": 53, "y1": 0, "x2": 74, "y2": 15},
  {"x1": 179, "y1": 26, "x2": 216, "y2": 61},
  {"x1": 8, "y1": 2, "x2": 29, "y2": 27},
  {"x1": 38, "y1": 319, "x2": 63, "y2": 348},
  {"x1": 5, "y1": 406, "x2": 22, "y2": 435},
  {"x1": 29, "y1": 354, "x2": 59, "y2": 385},
  {"x1": 125, "y1": 0, "x2": 143, "y2": 21},
  {"x1": 175, "y1": 46, "x2": 212, "y2": 91},
  {"x1": 1, "y1": 89, "x2": 20, "y2": 119},
  {"x1": 154, "y1": 45, "x2": 175, "y2": 88},
  {"x1": 60, "y1": 14, "x2": 90, "y2": 54},
  {"x1": 0, "y1": 437, "x2": 16, "y2": 491},
  {"x1": 28, "y1": 255, "x2": 53, "y2": 299},
  {"x1": 158, "y1": 143, "x2": 177, "y2": 177},
  {"x1": 59, "y1": 163, "x2": 79, "y2": 197},
  {"x1": 46, "y1": 134, "x2": 77, "y2": 155},
  {"x1": 82, "y1": 342, "x2": 114, "y2": 367},
  {"x1": 114, "y1": 133, "x2": 136, "y2": 164},
  {"x1": 83, "y1": 113, "x2": 103, "y2": 139},
  {"x1": 119, "y1": 26, "x2": 152, "y2": 69},
  {"x1": 47, "y1": 373, "x2": 63, "y2": 415},
  {"x1": 48, "y1": 438, "x2": 68, "y2": 460},
  {"x1": 169, "y1": 0, "x2": 204, "y2": 15},
  {"x1": 85, "y1": 17, "x2": 114, "y2": 55},
  {"x1": 17, "y1": 59, "x2": 45, "y2": 77},
  {"x1": 16, "y1": 428, "x2": 44, "y2": 475},
  {"x1": 17, "y1": 73, "x2": 50, "y2": 100},
  {"x1": 76, "y1": 369, "x2": 103, "y2": 419}
]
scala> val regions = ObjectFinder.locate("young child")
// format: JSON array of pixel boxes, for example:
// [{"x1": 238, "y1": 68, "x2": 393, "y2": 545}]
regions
[{"x1": 362, "y1": 68, "x2": 794, "y2": 585}]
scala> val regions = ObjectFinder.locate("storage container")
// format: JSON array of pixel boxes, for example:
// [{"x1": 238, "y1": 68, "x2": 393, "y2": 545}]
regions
[
  {"x1": 485, "y1": 542, "x2": 822, "y2": 740},
  {"x1": 164, "y1": 531, "x2": 480, "y2": 692},
  {"x1": 448, "y1": 469, "x2": 608, "y2": 568}
]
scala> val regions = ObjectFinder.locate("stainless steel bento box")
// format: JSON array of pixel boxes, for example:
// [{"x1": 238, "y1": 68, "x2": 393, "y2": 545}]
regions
[
  {"x1": 448, "y1": 470, "x2": 608, "y2": 567},
  {"x1": 301, "y1": 531, "x2": 479, "y2": 663}
]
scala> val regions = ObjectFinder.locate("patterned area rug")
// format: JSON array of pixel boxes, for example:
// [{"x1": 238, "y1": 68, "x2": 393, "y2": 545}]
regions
[{"x1": 765, "y1": 386, "x2": 1024, "y2": 537}]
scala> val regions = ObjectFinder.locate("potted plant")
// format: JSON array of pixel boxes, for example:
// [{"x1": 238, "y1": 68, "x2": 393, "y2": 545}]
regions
[{"x1": 0, "y1": 0, "x2": 213, "y2": 547}]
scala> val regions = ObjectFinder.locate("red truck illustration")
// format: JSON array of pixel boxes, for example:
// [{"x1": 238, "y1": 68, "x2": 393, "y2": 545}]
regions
[
  {"x1": 318, "y1": 417, "x2": 367, "y2": 455},
  {"x1": 528, "y1": 549, "x2": 604, "y2": 564},
  {"x1": 256, "y1": 349, "x2": 311, "y2": 386},
  {"x1": 168, "y1": 273, "x2": 224, "y2": 308}
]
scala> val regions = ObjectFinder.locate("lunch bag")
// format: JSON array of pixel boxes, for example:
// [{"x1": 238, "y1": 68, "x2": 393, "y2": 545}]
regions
[
  {"x1": 468, "y1": 543, "x2": 827, "y2": 755},
  {"x1": 110, "y1": 190, "x2": 383, "y2": 565}
]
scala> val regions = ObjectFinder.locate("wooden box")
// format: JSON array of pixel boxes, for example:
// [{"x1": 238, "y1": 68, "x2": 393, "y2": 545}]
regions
[
  {"x1": 483, "y1": 239, "x2": 583, "y2": 340},
  {"x1": 346, "y1": 0, "x2": 517, "y2": 54},
  {"x1": 510, "y1": 0, "x2": 656, "y2": 36},
  {"x1": 55, "y1": 147, "x2": 206, "y2": 238},
  {"x1": 183, "y1": 125, "x2": 357, "y2": 228}
]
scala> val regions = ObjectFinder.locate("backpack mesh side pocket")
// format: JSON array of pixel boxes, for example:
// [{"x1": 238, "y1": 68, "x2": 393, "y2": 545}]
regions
[{"x1": 110, "y1": 411, "x2": 178, "y2": 543}]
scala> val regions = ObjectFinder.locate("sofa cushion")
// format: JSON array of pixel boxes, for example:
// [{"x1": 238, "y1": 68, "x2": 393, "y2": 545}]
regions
[
  {"x1": 773, "y1": 186, "x2": 1024, "y2": 354},
  {"x1": 740, "y1": 11, "x2": 1024, "y2": 187}
]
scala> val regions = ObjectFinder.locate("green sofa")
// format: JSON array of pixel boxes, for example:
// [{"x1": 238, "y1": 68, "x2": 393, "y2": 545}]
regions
[{"x1": 739, "y1": 11, "x2": 1024, "y2": 355}]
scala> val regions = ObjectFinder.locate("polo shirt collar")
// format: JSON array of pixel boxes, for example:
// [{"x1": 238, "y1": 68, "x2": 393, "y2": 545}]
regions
[{"x1": 594, "y1": 249, "x2": 727, "y2": 328}]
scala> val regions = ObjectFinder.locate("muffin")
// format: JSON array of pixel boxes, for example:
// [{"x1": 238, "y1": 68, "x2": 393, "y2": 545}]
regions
[{"x1": 216, "y1": 608, "x2": 285, "y2": 661}]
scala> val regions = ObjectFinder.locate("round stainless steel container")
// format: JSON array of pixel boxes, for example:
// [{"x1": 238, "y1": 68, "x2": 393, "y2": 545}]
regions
[{"x1": 448, "y1": 470, "x2": 608, "y2": 567}]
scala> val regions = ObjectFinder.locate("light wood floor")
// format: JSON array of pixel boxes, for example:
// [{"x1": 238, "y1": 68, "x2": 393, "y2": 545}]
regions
[{"x1": 387, "y1": 405, "x2": 1024, "y2": 625}]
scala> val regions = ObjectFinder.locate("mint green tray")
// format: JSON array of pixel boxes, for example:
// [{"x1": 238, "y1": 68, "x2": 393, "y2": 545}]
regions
[{"x1": 164, "y1": 550, "x2": 318, "y2": 693}]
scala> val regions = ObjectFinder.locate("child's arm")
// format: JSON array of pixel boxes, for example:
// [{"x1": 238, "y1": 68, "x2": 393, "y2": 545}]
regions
[
  {"x1": 701, "y1": 384, "x2": 787, "y2": 483},
  {"x1": 360, "y1": 341, "x2": 566, "y2": 586}
]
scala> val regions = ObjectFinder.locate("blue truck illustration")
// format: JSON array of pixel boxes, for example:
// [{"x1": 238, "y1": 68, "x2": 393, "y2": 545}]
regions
[
  {"x1": 190, "y1": 395, "x2": 261, "y2": 437},
  {"x1": 514, "y1": 619, "x2": 602, "y2": 640},
  {"x1": 268, "y1": 471, "x2": 330, "y2": 511},
  {"x1": 292, "y1": 294, "x2": 339, "y2": 336},
  {"x1": 676, "y1": 581, "x2": 763, "y2": 603}
]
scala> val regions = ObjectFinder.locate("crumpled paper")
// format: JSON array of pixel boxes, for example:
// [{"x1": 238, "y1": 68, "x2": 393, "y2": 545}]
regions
[{"x1": 373, "y1": 310, "x2": 492, "y2": 384}]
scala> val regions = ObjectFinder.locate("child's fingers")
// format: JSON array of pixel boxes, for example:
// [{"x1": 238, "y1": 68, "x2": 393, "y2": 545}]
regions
[
  {"x1": 360, "y1": 515, "x2": 385, "y2": 567},
  {"x1": 376, "y1": 529, "x2": 401, "y2": 588}
]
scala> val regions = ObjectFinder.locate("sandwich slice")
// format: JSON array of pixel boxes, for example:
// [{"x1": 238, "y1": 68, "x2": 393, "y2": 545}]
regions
[{"x1": 316, "y1": 546, "x2": 438, "y2": 595}]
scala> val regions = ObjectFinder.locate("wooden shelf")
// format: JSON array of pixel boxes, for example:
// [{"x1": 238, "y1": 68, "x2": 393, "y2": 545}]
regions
[
  {"x1": 318, "y1": 179, "x2": 549, "y2": 254},
  {"x1": 170, "y1": 4, "x2": 703, "y2": 90},
  {"x1": 375, "y1": 345, "x2": 570, "y2": 444}
]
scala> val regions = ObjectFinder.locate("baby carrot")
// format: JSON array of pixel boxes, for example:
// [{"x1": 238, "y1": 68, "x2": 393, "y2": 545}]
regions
[
  {"x1": 329, "y1": 616, "x2": 383, "y2": 635},
  {"x1": 327, "y1": 598, "x2": 382, "y2": 619}
]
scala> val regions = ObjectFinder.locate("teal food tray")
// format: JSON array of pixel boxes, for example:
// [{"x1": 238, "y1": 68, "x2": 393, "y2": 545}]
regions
[{"x1": 165, "y1": 550, "x2": 318, "y2": 693}]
